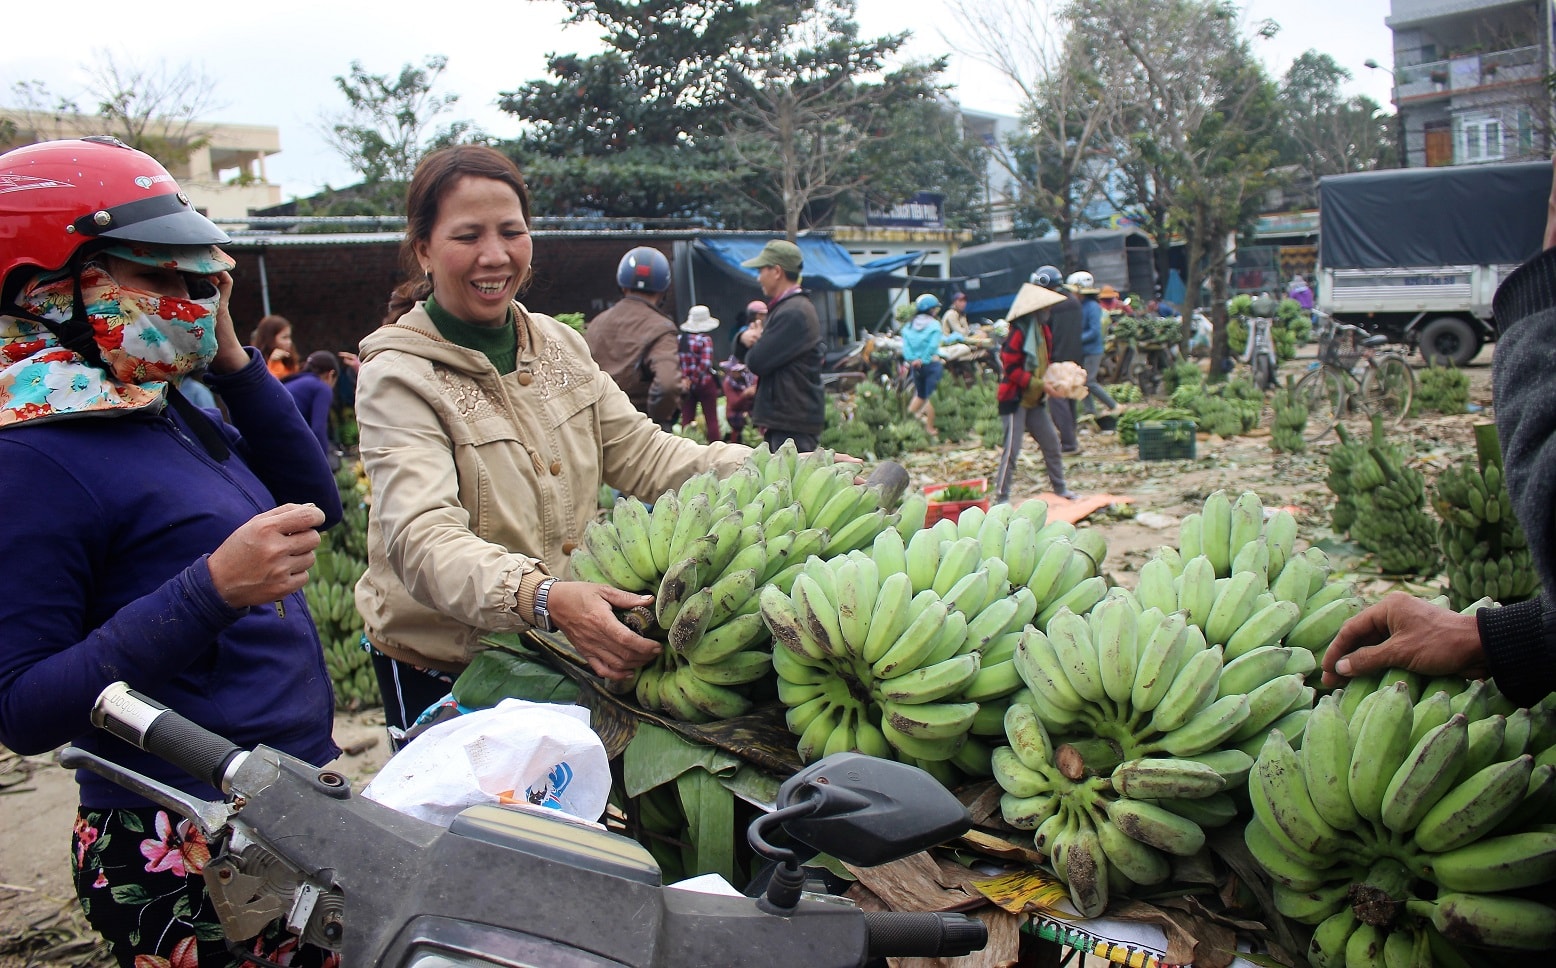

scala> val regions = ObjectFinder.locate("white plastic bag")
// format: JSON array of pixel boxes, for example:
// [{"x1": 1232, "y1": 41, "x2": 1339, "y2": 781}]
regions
[{"x1": 362, "y1": 699, "x2": 610, "y2": 828}]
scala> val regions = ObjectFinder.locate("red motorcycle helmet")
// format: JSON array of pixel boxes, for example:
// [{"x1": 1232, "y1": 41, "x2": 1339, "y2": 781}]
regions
[{"x1": 0, "y1": 136, "x2": 230, "y2": 299}]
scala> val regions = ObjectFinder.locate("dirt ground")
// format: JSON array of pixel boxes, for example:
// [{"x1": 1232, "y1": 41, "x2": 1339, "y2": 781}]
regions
[{"x1": 0, "y1": 344, "x2": 1497, "y2": 966}]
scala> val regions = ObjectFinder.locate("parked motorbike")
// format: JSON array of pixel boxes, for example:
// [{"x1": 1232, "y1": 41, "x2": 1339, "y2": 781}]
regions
[
  {"x1": 63, "y1": 683, "x2": 988, "y2": 967},
  {"x1": 1242, "y1": 315, "x2": 1279, "y2": 391}
]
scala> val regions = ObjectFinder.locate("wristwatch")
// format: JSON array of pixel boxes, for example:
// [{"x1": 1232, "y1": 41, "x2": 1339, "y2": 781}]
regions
[{"x1": 532, "y1": 577, "x2": 558, "y2": 633}]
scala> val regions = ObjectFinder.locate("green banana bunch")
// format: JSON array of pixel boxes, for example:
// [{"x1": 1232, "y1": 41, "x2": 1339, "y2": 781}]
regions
[
  {"x1": 574, "y1": 442, "x2": 910, "y2": 723},
  {"x1": 1270, "y1": 377, "x2": 1308, "y2": 455},
  {"x1": 762, "y1": 537, "x2": 1036, "y2": 768},
  {"x1": 1242, "y1": 671, "x2": 1556, "y2": 958},
  {"x1": 1432, "y1": 438, "x2": 1538, "y2": 610}
]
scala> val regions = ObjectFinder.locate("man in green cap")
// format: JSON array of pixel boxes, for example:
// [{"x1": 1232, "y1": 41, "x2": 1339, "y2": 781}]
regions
[{"x1": 740, "y1": 239, "x2": 825, "y2": 452}]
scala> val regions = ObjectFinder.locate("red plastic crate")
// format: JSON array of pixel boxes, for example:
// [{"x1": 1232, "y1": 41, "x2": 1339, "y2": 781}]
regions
[{"x1": 923, "y1": 478, "x2": 990, "y2": 526}]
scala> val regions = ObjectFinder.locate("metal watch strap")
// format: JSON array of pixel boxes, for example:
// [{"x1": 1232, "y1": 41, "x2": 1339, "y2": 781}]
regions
[{"x1": 533, "y1": 577, "x2": 558, "y2": 632}]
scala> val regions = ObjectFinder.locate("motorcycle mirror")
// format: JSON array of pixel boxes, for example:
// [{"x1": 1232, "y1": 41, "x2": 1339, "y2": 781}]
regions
[{"x1": 775, "y1": 753, "x2": 970, "y2": 867}]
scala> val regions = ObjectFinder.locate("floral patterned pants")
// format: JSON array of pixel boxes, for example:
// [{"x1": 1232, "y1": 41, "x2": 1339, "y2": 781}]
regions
[{"x1": 73, "y1": 806, "x2": 339, "y2": 968}]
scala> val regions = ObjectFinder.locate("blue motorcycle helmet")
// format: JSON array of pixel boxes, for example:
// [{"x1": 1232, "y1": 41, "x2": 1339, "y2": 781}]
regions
[{"x1": 616, "y1": 246, "x2": 671, "y2": 293}]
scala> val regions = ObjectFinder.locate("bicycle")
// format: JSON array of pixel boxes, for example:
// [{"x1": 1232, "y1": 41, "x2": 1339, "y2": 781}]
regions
[{"x1": 1294, "y1": 318, "x2": 1416, "y2": 440}]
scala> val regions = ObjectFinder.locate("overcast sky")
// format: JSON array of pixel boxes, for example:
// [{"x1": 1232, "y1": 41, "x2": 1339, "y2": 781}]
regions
[{"x1": 3, "y1": 0, "x2": 1395, "y2": 201}]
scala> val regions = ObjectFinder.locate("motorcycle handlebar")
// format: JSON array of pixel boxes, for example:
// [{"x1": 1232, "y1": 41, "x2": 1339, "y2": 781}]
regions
[
  {"x1": 863, "y1": 911, "x2": 987, "y2": 960},
  {"x1": 91, "y1": 682, "x2": 245, "y2": 793}
]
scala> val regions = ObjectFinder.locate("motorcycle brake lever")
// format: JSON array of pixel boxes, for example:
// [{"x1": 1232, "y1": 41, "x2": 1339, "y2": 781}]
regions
[{"x1": 59, "y1": 746, "x2": 234, "y2": 838}]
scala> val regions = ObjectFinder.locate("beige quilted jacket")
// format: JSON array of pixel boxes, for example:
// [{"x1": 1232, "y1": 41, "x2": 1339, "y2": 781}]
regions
[{"x1": 353, "y1": 301, "x2": 748, "y2": 672}]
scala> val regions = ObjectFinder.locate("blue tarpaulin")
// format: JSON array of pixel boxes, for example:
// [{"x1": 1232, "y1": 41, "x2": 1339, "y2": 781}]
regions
[{"x1": 695, "y1": 236, "x2": 922, "y2": 291}]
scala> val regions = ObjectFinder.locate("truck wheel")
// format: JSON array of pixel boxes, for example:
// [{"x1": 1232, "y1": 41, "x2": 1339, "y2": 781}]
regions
[{"x1": 1418, "y1": 316, "x2": 1481, "y2": 367}]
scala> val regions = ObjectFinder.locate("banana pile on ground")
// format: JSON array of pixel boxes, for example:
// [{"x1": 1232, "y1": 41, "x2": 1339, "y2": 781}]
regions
[
  {"x1": 1271, "y1": 377, "x2": 1307, "y2": 454},
  {"x1": 1349, "y1": 446, "x2": 1440, "y2": 577},
  {"x1": 571, "y1": 442, "x2": 912, "y2": 724},
  {"x1": 1247, "y1": 662, "x2": 1556, "y2": 964},
  {"x1": 1326, "y1": 424, "x2": 1371, "y2": 535},
  {"x1": 1169, "y1": 490, "x2": 1366, "y2": 671},
  {"x1": 1431, "y1": 426, "x2": 1537, "y2": 610},
  {"x1": 990, "y1": 580, "x2": 1320, "y2": 917},
  {"x1": 306, "y1": 547, "x2": 375, "y2": 709},
  {"x1": 762, "y1": 500, "x2": 1108, "y2": 781}
]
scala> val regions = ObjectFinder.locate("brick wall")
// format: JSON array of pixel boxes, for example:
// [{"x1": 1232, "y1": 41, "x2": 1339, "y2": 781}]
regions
[{"x1": 224, "y1": 237, "x2": 677, "y2": 356}]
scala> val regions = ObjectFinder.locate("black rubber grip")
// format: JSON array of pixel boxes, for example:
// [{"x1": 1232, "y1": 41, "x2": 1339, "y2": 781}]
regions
[
  {"x1": 95, "y1": 684, "x2": 244, "y2": 792},
  {"x1": 863, "y1": 911, "x2": 987, "y2": 959},
  {"x1": 141, "y1": 710, "x2": 244, "y2": 792}
]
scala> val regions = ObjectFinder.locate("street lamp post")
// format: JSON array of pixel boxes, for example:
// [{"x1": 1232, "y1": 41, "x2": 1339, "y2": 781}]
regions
[{"x1": 1364, "y1": 59, "x2": 1409, "y2": 167}]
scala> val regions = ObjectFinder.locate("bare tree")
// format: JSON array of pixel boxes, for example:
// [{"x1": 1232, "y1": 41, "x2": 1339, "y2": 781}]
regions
[
  {"x1": 1080, "y1": 0, "x2": 1278, "y2": 371},
  {"x1": 4, "y1": 53, "x2": 221, "y2": 166},
  {"x1": 724, "y1": 0, "x2": 928, "y2": 240},
  {"x1": 945, "y1": 0, "x2": 1120, "y2": 262}
]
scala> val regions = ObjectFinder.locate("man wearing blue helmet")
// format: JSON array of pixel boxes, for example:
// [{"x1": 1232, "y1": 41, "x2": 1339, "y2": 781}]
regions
[{"x1": 585, "y1": 246, "x2": 682, "y2": 427}]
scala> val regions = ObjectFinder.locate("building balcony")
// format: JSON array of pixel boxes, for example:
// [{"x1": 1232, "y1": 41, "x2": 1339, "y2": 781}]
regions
[{"x1": 1395, "y1": 45, "x2": 1546, "y2": 102}]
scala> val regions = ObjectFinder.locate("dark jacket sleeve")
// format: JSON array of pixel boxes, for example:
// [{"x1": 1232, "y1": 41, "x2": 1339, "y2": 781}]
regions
[
  {"x1": 206, "y1": 348, "x2": 343, "y2": 527},
  {"x1": 0, "y1": 446, "x2": 246, "y2": 755},
  {"x1": 1484, "y1": 245, "x2": 1556, "y2": 704},
  {"x1": 1479, "y1": 597, "x2": 1556, "y2": 708}
]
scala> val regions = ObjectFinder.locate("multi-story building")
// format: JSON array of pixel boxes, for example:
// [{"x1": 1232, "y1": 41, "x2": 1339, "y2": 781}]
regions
[
  {"x1": 0, "y1": 110, "x2": 282, "y2": 219},
  {"x1": 1383, "y1": 0, "x2": 1555, "y2": 167}
]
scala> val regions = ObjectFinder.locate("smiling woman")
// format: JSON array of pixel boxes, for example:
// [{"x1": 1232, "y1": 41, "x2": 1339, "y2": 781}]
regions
[{"x1": 352, "y1": 145, "x2": 752, "y2": 742}]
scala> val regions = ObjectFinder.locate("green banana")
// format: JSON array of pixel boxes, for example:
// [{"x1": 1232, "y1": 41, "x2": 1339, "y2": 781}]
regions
[
  {"x1": 1105, "y1": 797, "x2": 1206, "y2": 856},
  {"x1": 1003, "y1": 701, "x2": 1054, "y2": 773},
  {"x1": 687, "y1": 649, "x2": 772, "y2": 686},
  {"x1": 1252, "y1": 729, "x2": 1348, "y2": 855},
  {"x1": 876, "y1": 653, "x2": 982, "y2": 704},
  {"x1": 992, "y1": 745, "x2": 1053, "y2": 799},
  {"x1": 1201, "y1": 490, "x2": 1233, "y2": 576},
  {"x1": 1153, "y1": 693, "x2": 1252, "y2": 756},
  {"x1": 880, "y1": 716, "x2": 966, "y2": 762},
  {"x1": 1012, "y1": 628, "x2": 1087, "y2": 712},
  {"x1": 1109, "y1": 758, "x2": 1225, "y2": 800},
  {"x1": 879, "y1": 699, "x2": 979, "y2": 740},
  {"x1": 1425, "y1": 829, "x2": 1556, "y2": 893},
  {"x1": 1224, "y1": 601, "x2": 1304, "y2": 660},
  {"x1": 1415, "y1": 754, "x2": 1534, "y2": 854},
  {"x1": 1203, "y1": 570, "x2": 1262, "y2": 646},
  {"x1": 1217, "y1": 646, "x2": 1295, "y2": 699},
  {"x1": 1302, "y1": 694, "x2": 1360, "y2": 831},
  {"x1": 871, "y1": 592, "x2": 949, "y2": 679},
  {"x1": 1380, "y1": 713, "x2": 1469, "y2": 833},
  {"x1": 612, "y1": 496, "x2": 660, "y2": 583},
  {"x1": 1408, "y1": 893, "x2": 1556, "y2": 951},
  {"x1": 1131, "y1": 612, "x2": 1192, "y2": 714},
  {"x1": 683, "y1": 610, "x2": 768, "y2": 665},
  {"x1": 1308, "y1": 909, "x2": 1360, "y2": 968},
  {"x1": 1045, "y1": 607, "x2": 1105, "y2": 703},
  {"x1": 646, "y1": 491, "x2": 680, "y2": 573},
  {"x1": 1349, "y1": 680, "x2": 1416, "y2": 824},
  {"x1": 1148, "y1": 645, "x2": 1225, "y2": 734}
]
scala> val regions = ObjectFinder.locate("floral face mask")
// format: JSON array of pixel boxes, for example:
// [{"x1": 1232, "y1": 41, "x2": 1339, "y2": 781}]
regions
[{"x1": 0, "y1": 262, "x2": 221, "y2": 427}]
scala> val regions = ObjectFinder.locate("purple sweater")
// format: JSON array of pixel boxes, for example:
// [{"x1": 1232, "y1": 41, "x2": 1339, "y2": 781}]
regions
[
  {"x1": 283, "y1": 369, "x2": 335, "y2": 458},
  {"x1": 0, "y1": 349, "x2": 343, "y2": 807}
]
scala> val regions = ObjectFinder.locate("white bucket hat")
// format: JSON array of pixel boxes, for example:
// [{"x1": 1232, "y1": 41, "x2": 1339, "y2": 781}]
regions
[{"x1": 681, "y1": 305, "x2": 720, "y2": 333}]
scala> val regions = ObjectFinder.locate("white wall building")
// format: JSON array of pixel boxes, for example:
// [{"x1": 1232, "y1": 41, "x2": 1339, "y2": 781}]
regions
[{"x1": 1, "y1": 111, "x2": 282, "y2": 220}]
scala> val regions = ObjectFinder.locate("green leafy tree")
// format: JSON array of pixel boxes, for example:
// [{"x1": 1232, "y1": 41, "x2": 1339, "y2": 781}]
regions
[
  {"x1": 1275, "y1": 51, "x2": 1394, "y2": 204},
  {"x1": 318, "y1": 55, "x2": 480, "y2": 214},
  {"x1": 498, "y1": 0, "x2": 762, "y2": 221}
]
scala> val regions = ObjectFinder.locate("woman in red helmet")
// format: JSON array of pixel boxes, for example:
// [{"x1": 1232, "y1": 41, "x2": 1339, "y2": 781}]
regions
[{"x1": 0, "y1": 138, "x2": 342, "y2": 967}]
